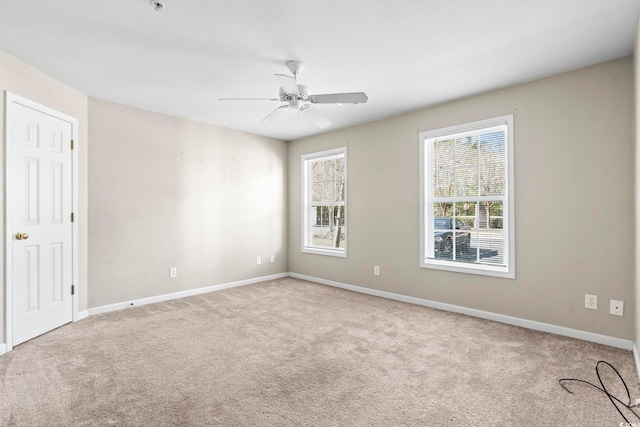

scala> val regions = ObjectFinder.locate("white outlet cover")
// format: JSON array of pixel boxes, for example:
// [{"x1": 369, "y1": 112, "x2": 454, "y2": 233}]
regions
[
  {"x1": 585, "y1": 294, "x2": 597, "y2": 310},
  {"x1": 610, "y1": 299, "x2": 624, "y2": 316}
]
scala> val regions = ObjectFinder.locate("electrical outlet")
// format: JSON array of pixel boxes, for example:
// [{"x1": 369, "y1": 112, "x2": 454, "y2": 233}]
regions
[
  {"x1": 256, "y1": 256, "x2": 261, "y2": 265},
  {"x1": 270, "y1": 255, "x2": 275, "y2": 263},
  {"x1": 169, "y1": 267, "x2": 177, "y2": 278},
  {"x1": 610, "y1": 299, "x2": 624, "y2": 316},
  {"x1": 585, "y1": 294, "x2": 597, "y2": 310},
  {"x1": 374, "y1": 265, "x2": 380, "y2": 276}
]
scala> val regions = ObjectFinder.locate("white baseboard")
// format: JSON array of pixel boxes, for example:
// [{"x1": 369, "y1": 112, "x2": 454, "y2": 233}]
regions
[
  {"x1": 88, "y1": 273, "x2": 289, "y2": 316},
  {"x1": 289, "y1": 272, "x2": 634, "y2": 351},
  {"x1": 633, "y1": 342, "x2": 640, "y2": 383},
  {"x1": 7, "y1": 272, "x2": 632, "y2": 357}
]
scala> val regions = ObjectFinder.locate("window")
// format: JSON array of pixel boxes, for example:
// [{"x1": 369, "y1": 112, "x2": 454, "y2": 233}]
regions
[
  {"x1": 419, "y1": 115, "x2": 514, "y2": 278},
  {"x1": 302, "y1": 147, "x2": 347, "y2": 257}
]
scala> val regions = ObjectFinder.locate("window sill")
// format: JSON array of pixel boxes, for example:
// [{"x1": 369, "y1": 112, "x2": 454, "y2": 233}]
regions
[
  {"x1": 421, "y1": 258, "x2": 514, "y2": 279},
  {"x1": 302, "y1": 247, "x2": 347, "y2": 258}
]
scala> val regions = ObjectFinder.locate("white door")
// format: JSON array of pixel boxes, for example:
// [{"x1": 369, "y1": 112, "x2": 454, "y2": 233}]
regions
[{"x1": 7, "y1": 96, "x2": 74, "y2": 346}]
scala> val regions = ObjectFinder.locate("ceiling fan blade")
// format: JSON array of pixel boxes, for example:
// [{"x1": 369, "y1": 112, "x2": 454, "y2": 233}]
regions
[
  {"x1": 218, "y1": 97, "x2": 279, "y2": 101},
  {"x1": 260, "y1": 105, "x2": 288, "y2": 124},
  {"x1": 275, "y1": 74, "x2": 299, "y2": 95},
  {"x1": 302, "y1": 106, "x2": 331, "y2": 129},
  {"x1": 308, "y1": 92, "x2": 368, "y2": 104}
]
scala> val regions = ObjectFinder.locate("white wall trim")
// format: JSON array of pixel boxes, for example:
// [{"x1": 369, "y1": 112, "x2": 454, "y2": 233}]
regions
[
  {"x1": 5, "y1": 271, "x2": 631, "y2": 356},
  {"x1": 633, "y1": 342, "x2": 640, "y2": 383},
  {"x1": 87, "y1": 273, "x2": 289, "y2": 316},
  {"x1": 289, "y1": 272, "x2": 633, "y2": 351}
]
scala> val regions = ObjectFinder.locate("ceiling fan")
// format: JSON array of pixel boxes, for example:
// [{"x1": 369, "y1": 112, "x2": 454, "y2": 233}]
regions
[{"x1": 219, "y1": 61, "x2": 368, "y2": 129}]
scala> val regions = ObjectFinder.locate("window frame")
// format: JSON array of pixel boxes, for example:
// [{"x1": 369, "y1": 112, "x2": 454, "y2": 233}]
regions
[
  {"x1": 301, "y1": 147, "x2": 348, "y2": 258},
  {"x1": 419, "y1": 115, "x2": 515, "y2": 279}
]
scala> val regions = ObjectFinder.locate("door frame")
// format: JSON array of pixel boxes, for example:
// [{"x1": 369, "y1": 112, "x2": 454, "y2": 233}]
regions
[{"x1": 4, "y1": 91, "x2": 79, "y2": 352}]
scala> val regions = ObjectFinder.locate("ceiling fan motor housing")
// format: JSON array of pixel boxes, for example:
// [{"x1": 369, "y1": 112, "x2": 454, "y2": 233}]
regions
[{"x1": 279, "y1": 84, "x2": 309, "y2": 102}]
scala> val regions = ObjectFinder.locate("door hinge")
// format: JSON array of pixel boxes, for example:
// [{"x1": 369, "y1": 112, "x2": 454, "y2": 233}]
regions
[
  {"x1": 71, "y1": 212, "x2": 75, "y2": 222},
  {"x1": 71, "y1": 285, "x2": 75, "y2": 295},
  {"x1": 71, "y1": 139, "x2": 74, "y2": 150}
]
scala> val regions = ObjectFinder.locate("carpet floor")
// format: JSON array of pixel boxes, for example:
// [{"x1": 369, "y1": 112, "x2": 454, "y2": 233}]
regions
[{"x1": 1, "y1": 277, "x2": 638, "y2": 426}]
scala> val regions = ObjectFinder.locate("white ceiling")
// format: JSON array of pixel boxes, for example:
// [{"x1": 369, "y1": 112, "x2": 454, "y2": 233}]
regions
[{"x1": 0, "y1": 0, "x2": 638, "y2": 141}]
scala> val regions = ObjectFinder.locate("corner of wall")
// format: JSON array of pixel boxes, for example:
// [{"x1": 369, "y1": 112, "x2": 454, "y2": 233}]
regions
[{"x1": 634, "y1": 10, "x2": 640, "y2": 356}]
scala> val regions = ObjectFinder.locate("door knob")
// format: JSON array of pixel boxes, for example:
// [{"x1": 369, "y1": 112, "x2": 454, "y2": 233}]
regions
[{"x1": 15, "y1": 233, "x2": 29, "y2": 240}]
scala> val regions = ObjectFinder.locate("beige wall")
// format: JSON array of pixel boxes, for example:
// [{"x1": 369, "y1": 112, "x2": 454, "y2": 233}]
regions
[
  {"x1": 289, "y1": 57, "x2": 635, "y2": 340},
  {"x1": 0, "y1": 51, "x2": 89, "y2": 344},
  {"x1": 88, "y1": 98, "x2": 287, "y2": 307}
]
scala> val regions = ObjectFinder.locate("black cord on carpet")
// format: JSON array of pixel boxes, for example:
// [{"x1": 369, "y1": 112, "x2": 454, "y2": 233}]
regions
[{"x1": 559, "y1": 360, "x2": 640, "y2": 423}]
